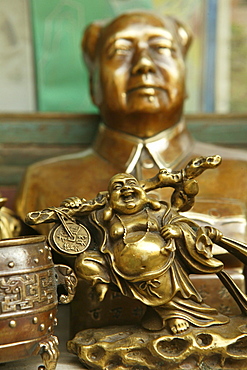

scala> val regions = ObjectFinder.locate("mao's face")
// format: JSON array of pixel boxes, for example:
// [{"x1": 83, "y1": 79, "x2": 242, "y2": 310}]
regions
[
  {"x1": 109, "y1": 174, "x2": 147, "y2": 215},
  {"x1": 92, "y1": 13, "x2": 186, "y2": 119}
]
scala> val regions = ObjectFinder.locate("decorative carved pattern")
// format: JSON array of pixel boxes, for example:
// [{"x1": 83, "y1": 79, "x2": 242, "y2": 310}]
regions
[{"x1": 0, "y1": 269, "x2": 56, "y2": 313}]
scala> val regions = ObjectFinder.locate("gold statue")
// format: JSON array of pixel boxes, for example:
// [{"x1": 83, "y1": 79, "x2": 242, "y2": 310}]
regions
[
  {"x1": 15, "y1": 11, "x2": 247, "y2": 246},
  {"x1": 14, "y1": 9, "x2": 247, "y2": 362},
  {"x1": 26, "y1": 156, "x2": 247, "y2": 369}
]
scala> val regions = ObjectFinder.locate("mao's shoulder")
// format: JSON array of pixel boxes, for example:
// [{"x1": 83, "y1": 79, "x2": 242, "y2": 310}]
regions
[
  {"x1": 27, "y1": 148, "x2": 96, "y2": 174},
  {"x1": 193, "y1": 141, "x2": 247, "y2": 163}
]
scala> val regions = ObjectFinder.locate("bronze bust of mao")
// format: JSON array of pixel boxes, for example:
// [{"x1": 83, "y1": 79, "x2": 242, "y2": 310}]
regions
[{"x1": 15, "y1": 11, "x2": 247, "y2": 244}]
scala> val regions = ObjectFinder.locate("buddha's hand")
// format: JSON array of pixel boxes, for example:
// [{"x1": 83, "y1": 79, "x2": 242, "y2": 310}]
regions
[
  {"x1": 203, "y1": 225, "x2": 223, "y2": 243},
  {"x1": 60, "y1": 196, "x2": 85, "y2": 208},
  {"x1": 160, "y1": 225, "x2": 182, "y2": 240}
]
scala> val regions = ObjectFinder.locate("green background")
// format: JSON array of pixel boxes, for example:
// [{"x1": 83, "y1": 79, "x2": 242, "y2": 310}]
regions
[{"x1": 31, "y1": 0, "x2": 153, "y2": 113}]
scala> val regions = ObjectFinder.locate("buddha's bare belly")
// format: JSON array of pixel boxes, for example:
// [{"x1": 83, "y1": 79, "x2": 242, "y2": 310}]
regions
[{"x1": 111, "y1": 232, "x2": 174, "y2": 282}]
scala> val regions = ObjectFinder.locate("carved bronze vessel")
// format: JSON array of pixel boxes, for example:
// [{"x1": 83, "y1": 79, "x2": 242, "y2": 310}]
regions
[{"x1": 0, "y1": 235, "x2": 77, "y2": 369}]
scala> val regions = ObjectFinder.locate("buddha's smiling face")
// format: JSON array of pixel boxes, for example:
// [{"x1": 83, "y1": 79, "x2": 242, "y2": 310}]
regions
[{"x1": 108, "y1": 173, "x2": 147, "y2": 215}]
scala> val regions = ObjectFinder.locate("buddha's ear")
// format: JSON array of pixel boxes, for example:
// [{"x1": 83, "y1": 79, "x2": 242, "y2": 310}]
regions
[
  {"x1": 148, "y1": 199, "x2": 161, "y2": 211},
  {"x1": 171, "y1": 17, "x2": 193, "y2": 56},
  {"x1": 103, "y1": 206, "x2": 113, "y2": 222}
]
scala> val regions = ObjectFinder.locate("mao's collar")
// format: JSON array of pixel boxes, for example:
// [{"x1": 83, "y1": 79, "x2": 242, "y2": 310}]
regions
[{"x1": 93, "y1": 120, "x2": 194, "y2": 173}]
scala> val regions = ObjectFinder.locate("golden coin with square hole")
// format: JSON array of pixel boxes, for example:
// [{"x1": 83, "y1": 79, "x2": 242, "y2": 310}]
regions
[{"x1": 48, "y1": 221, "x2": 91, "y2": 255}]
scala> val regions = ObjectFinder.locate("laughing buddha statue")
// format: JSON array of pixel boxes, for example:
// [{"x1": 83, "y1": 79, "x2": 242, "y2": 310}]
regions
[{"x1": 26, "y1": 155, "x2": 247, "y2": 336}]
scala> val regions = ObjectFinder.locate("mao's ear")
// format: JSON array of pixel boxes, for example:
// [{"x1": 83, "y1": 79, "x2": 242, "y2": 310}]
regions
[
  {"x1": 82, "y1": 21, "x2": 105, "y2": 71},
  {"x1": 171, "y1": 17, "x2": 193, "y2": 56},
  {"x1": 81, "y1": 21, "x2": 104, "y2": 105}
]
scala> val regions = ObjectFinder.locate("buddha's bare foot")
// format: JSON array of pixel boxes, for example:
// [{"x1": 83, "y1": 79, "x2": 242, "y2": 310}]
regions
[{"x1": 168, "y1": 318, "x2": 189, "y2": 334}]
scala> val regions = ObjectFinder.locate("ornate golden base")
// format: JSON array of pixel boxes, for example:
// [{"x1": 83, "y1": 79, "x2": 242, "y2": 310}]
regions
[{"x1": 67, "y1": 316, "x2": 247, "y2": 370}]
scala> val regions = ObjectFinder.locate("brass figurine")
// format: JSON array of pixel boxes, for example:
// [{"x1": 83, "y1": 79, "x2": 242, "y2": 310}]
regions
[
  {"x1": 15, "y1": 10, "x2": 247, "y2": 332},
  {"x1": 26, "y1": 156, "x2": 247, "y2": 369},
  {"x1": 13, "y1": 10, "x2": 247, "y2": 366}
]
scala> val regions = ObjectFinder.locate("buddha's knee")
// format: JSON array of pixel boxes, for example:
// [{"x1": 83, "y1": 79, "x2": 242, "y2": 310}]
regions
[{"x1": 74, "y1": 250, "x2": 110, "y2": 284}]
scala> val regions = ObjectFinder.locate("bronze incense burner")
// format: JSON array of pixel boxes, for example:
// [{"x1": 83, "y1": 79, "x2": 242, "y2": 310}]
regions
[{"x1": 0, "y1": 235, "x2": 77, "y2": 369}]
